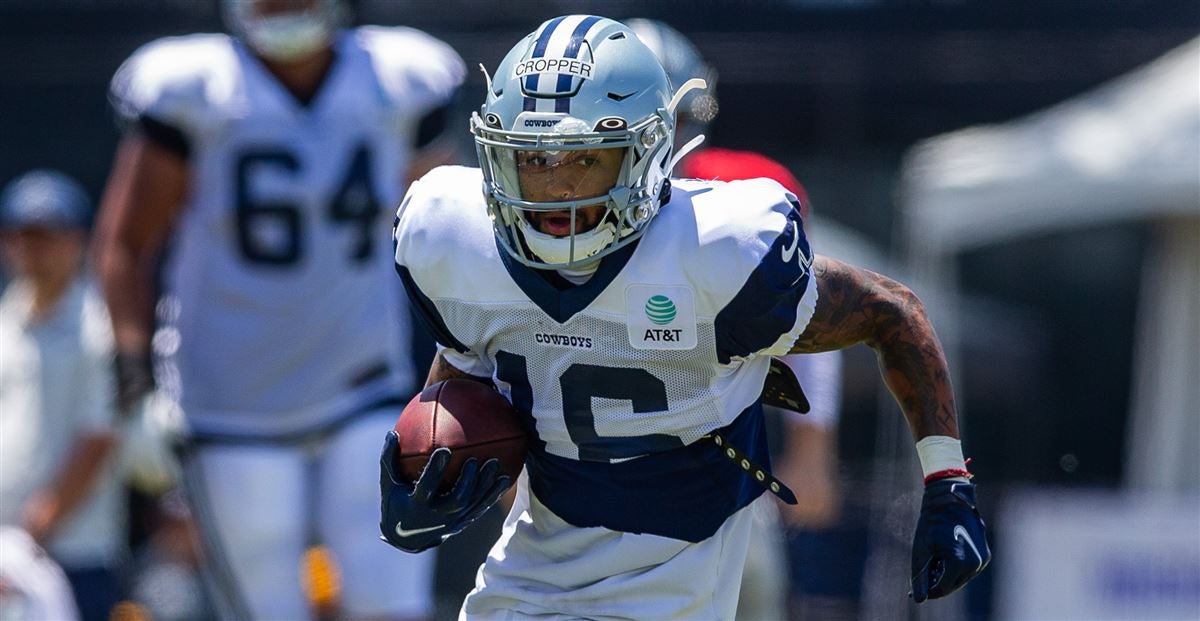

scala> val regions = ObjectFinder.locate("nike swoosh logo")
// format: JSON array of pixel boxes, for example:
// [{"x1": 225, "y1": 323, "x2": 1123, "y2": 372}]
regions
[
  {"x1": 395, "y1": 523, "x2": 443, "y2": 538},
  {"x1": 954, "y1": 525, "x2": 983, "y2": 571},
  {"x1": 781, "y1": 220, "x2": 800, "y2": 263}
]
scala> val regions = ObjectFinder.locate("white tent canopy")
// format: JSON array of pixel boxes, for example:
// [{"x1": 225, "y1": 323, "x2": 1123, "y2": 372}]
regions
[
  {"x1": 899, "y1": 37, "x2": 1200, "y2": 492},
  {"x1": 901, "y1": 36, "x2": 1199, "y2": 256}
]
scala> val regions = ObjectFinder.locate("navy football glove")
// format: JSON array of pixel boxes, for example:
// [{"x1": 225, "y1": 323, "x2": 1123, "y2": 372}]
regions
[
  {"x1": 910, "y1": 479, "x2": 992, "y2": 602},
  {"x1": 379, "y1": 431, "x2": 512, "y2": 553}
]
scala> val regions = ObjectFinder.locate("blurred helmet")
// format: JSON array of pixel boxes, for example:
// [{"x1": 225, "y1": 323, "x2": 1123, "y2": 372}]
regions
[
  {"x1": 223, "y1": 0, "x2": 345, "y2": 62},
  {"x1": 473, "y1": 15, "x2": 697, "y2": 269},
  {"x1": 0, "y1": 170, "x2": 92, "y2": 231},
  {"x1": 625, "y1": 18, "x2": 718, "y2": 127}
]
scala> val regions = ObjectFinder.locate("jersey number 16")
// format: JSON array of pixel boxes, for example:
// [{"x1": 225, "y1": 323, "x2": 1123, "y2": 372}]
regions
[{"x1": 496, "y1": 351, "x2": 684, "y2": 462}]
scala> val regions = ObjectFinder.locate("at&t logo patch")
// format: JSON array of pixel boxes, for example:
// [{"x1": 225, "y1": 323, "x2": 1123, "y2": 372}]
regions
[
  {"x1": 627, "y1": 286, "x2": 696, "y2": 350},
  {"x1": 644, "y1": 295, "x2": 677, "y2": 325}
]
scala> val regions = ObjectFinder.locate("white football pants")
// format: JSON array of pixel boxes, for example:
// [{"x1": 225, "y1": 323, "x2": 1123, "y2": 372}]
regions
[{"x1": 180, "y1": 411, "x2": 435, "y2": 620}]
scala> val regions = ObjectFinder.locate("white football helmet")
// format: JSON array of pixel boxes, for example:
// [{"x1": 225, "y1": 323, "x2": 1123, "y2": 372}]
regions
[
  {"x1": 223, "y1": 0, "x2": 345, "y2": 62},
  {"x1": 472, "y1": 15, "x2": 705, "y2": 269}
]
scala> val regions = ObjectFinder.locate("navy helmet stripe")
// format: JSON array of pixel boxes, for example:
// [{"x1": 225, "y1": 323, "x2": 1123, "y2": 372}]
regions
[
  {"x1": 525, "y1": 15, "x2": 567, "y2": 94},
  {"x1": 531, "y1": 15, "x2": 567, "y2": 57},
  {"x1": 553, "y1": 16, "x2": 603, "y2": 114},
  {"x1": 565, "y1": 15, "x2": 603, "y2": 55},
  {"x1": 556, "y1": 15, "x2": 602, "y2": 92}
]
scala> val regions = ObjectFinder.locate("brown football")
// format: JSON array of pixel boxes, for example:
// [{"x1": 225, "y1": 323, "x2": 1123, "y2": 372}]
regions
[{"x1": 393, "y1": 379, "x2": 528, "y2": 492}]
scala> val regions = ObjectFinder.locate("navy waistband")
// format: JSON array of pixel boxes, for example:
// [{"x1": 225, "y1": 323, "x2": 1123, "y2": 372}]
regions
[{"x1": 524, "y1": 400, "x2": 770, "y2": 542}]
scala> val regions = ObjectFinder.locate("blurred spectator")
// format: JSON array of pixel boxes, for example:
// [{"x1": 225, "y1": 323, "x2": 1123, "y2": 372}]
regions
[{"x1": 0, "y1": 170, "x2": 127, "y2": 621}]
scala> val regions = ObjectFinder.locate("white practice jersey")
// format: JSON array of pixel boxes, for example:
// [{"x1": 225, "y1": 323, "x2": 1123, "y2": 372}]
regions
[
  {"x1": 394, "y1": 166, "x2": 817, "y2": 618},
  {"x1": 111, "y1": 28, "x2": 463, "y2": 438}
]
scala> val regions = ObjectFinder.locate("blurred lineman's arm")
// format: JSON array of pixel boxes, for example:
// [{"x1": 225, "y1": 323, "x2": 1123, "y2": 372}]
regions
[
  {"x1": 790, "y1": 255, "x2": 991, "y2": 601},
  {"x1": 93, "y1": 135, "x2": 188, "y2": 411}
]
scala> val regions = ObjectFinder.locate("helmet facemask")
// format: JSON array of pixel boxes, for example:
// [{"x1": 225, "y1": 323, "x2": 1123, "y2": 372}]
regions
[
  {"x1": 473, "y1": 112, "x2": 673, "y2": 269},
  {"x1": 469, "y1": 15, "x2": 713, "y2": 270}
]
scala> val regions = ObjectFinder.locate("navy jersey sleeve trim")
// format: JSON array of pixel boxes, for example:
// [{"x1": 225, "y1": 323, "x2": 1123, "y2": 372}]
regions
[
  {"x1": 713, "y1": 202, "x2": 812, "y2": 364},
  {"x1": 137, "y1": 114, "x2": 191, "y2": 159},
  {"x1": 395, "y1": 263, "x2": 471, "y2": 354}
]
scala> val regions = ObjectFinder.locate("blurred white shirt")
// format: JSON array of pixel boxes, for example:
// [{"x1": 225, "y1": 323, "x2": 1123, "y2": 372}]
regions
[{"x1": 0, "y1": 277, "x2": 126, "y2": 568}]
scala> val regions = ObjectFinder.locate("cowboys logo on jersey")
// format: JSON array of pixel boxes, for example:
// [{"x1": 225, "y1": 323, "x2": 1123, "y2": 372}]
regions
[{"x1": 392, "y1": 15, "x2": 815, "y2": 619}]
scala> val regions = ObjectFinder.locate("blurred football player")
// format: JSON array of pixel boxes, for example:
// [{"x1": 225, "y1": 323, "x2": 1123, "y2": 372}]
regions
[
  {"x1": 0, "y1": 171, "x2": 127, "y2": 621},
  {"x1": 384, "y1": 15, "x2": 990, "y2": 619},
  {"x1": 626, "y1": 18, "x2": 845, "y2": 619},
  {"x1": 94, "y1": 0, "x2": 464, "y2": 618}
]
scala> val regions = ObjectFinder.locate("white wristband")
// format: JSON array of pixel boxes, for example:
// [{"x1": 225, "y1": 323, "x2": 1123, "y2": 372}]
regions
[{"x1": 915, "y1": 436, "x2": 967, "y2": 479}]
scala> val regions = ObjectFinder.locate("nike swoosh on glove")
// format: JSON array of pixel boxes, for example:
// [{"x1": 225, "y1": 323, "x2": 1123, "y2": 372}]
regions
[
  {"x1": 910, "y1": 479, "x2": 992, "y2": 602},
  {"x1": 379, "y1": 431, "x2": 512, "y2": 553}
]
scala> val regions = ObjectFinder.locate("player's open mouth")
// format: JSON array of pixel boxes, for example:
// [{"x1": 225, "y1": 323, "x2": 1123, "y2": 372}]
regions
[{"x1": 539, "y1": 212, "x2": 575, "y2": 237}]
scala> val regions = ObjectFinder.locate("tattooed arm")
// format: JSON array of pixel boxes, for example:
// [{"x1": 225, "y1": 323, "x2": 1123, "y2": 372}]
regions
[
  {"x1": 425, "y1": 349, "x2": 494, "y2": 388},
  {"x1": 790, "y1": 255, "x2": 957, "y2": 440}
]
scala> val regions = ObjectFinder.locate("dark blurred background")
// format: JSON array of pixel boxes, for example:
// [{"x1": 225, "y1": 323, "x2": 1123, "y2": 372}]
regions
[{"x1": 1, "y1": 2, "x2": 1197, "y2": 620}]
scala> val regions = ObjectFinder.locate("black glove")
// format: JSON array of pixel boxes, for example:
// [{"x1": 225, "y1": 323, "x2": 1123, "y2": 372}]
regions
[
  {"x1": 115, "y1": 352, "x2": 154, "y2": 416},
  {"x1": 910, "y1": 479, "x2": 992, "y2": 602},
  {"x1": 379, "y1": 431, "x2": 512, "y2": 553}
]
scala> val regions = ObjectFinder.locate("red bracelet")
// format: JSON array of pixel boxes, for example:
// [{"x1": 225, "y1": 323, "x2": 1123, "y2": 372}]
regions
[{"x1": 924, "y1": 468, "x2": 973, "y2": 485}]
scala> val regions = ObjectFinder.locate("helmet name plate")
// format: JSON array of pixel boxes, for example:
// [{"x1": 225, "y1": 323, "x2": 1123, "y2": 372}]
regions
[{"x1": 514, "y1": 57, "x2": 594, "y2": 81}]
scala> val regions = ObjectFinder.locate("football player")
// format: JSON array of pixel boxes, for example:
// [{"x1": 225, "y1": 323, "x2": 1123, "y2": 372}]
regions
[
  {"x1": 626, "y1": 18, "x2": 846, "y2": 619},
  {"x1": 384, "y1": 15, "x2": 990, "y2": 619},
  {"x1": 93, "y1": 0, "x2": 464, "y2": 618}
]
